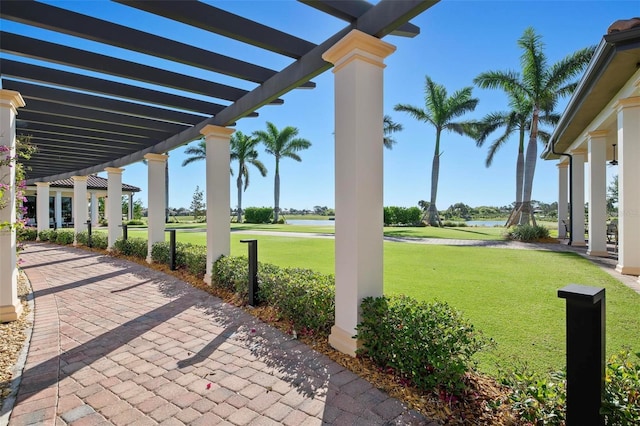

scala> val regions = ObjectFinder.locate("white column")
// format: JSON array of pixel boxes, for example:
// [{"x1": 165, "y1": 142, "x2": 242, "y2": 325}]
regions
[
  {"x1": 200, "y1": 125, "x2": 234, "y2": 284},
  {"x1": 570, "y1": 150, "x2": 586, "y2": 246},
  {"x1": 615, "y1": 97, "x2": 640, "y2": 275},
  {"x1": 557, "y1": 162, "x2": 569, "y2": 239},
  {"x1": 322, "y1": 30, "x2": 396, "y2": 356},
  {"x1": 128, "y1": 194, "x2": 134, "y2": 221},
  {"x1": 144, "y1": 153, "x2": 167, "y2": 262},
  {"x1": 35, "y1": 182, "x2": 50, "y2": 236},
  {"x1": 72, "y1": 176, "x2": 88, "y2": 244},
  {"x1": 55, "y1": 190, "x2": 62, "y2": 229},
  {"x1": 90, "y1": 192, "x2": 99, "y2": 226},
  {"x1": 0, "y1": 90, "x2": 25, "y2": 322},
  {"x1": 106, "y1": 167, "x2": 123, "y2": 250},
  {"x1": 587, "y1": 131, "x2": 608, "y2": 257}
]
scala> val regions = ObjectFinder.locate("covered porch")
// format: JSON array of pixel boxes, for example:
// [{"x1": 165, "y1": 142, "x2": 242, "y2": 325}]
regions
[{"x1": 542, "y1": 22, "x2": 640, "y2": 277}]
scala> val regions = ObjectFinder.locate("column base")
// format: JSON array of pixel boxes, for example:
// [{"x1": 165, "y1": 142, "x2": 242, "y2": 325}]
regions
[
  {"x1": 203, "y1": 274, "x2": 212, "y2": 286},
  {"x1": 586, "y1": 250, "x2": 609, "y2": 257},
  {"x1": 571, "y1": 241, "x2": 587, "y2": 247},
  {"x1": 0, "y1": 302, "x2": 23, "y2": 323},
  {"x1": 616, "y1": 265, "x2": 640, "y2": 275},
  {"x1": 328, "y1": 325, "x2": 360, "y2": 357}
]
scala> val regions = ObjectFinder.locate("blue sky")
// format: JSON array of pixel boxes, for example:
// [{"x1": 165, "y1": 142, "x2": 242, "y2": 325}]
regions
[{"x1": 4, "y1": 1, "x2": 638, "y2": 211}]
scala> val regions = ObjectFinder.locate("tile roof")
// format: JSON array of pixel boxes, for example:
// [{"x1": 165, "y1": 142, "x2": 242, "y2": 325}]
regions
[{"x1": 49, "y1": 175, "x2": 140, "y2": 192}]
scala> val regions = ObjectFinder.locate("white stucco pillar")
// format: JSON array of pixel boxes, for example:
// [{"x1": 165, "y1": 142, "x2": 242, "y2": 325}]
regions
[
  {"x1": 322, "y1": 30, "x2": 396, "y2": 356},
  {"x1": 72, "y1": 176, "x2": 88, "y2": 244},
  {"x1": 200, "y1": 125, "x2": 234, "y2": 284},
  {"x1": 106, "y1": 168, "x2": 123, "y2": 250},
  {"x1": 128, "y1": 194, "x2": 134, "y2": 221},
  {"x1": 144, "y1": 153, "x2": 167, "y2": 262},
  {"x1": 35, "y1": 182, "x2": 50, "y2": 236},
  {"x1": 587, "y1": 131, "x2": 608, "y2": 257},
  {"x1": 557, "y1": 162, "x2": 569, "y2": 239},
  {"x1": 570, "y1": 150, "x2": 586, "y2": 247},
  {"x1": 90, "y1": 192, "x2": 99, "y2": 226},
  {"x1": 55, "y1": 190, "x2": 62, "y2": 229},
  {"x1": 0, "y1": 90, "x2": 25, "y2": 322},
  {"x1": 615, "y1": 97, "x2": 640, "y2": 275}
]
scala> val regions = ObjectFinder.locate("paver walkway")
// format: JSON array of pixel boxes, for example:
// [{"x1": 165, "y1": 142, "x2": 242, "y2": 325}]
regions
[{"x1": 7, "y1": 243, "x2": 434, "y2": 426}]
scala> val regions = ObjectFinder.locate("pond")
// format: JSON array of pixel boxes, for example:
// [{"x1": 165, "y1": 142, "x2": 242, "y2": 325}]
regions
[
  {"x1": 464, "y1": 220, "x2": 505, "y2": 227},
  {"x1": 286, "y1": 219, "x2": 335, "y2": 226}
]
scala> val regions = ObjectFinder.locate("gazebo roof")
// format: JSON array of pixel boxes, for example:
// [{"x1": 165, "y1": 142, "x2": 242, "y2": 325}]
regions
[
  {"x1": 46, "y1": 175, "x2": 141, "y2": 193},
  {"x1": 0, "y1": 0, "x2": 437, "y2": 184}
]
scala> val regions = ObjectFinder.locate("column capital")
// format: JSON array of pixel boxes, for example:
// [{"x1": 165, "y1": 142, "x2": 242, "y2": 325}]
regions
[
  {"x1": 72, "y1": 175, "x2": 88, "y2": 182},
  {"x1": 557, "y1": 162, "x2": 569, "y2": 169},
  {"x1": 35, "y1": 181, "x2": 50, "y2": 187},
  {"x1": 143, "y1": 153, "x2": 168, "y2": 163},
  {"x1": 0, "y1": 90, "x2": 26, "y2": 114},
  {"x1": 614, "y1": 96, "x2": 640, "y2": 111},
  {"x1": 200, "y1": 125, "x2": 235, "y2": 139},
  {"x1": 322, "y1": 30, "x2": 396, "y2": 73},
  {"x1": 587, "y1": 130, "x2": 608, "y2": 139},
  {"x1": 105, "y1": 167, "x2": 124, "y2": 175}
]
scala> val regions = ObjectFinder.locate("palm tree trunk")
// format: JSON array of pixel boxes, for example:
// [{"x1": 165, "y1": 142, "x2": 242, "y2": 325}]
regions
[
  {"x1": 520, "y1": 106, "x2": 540, "y2": 225},
  {"x1": 236, "y1": 171, "x2": 243, "y2": 223},
  {"x1": 505, "y1": 131, "x2": 526, "y2": 227},
  {"x1": 274, "y1": 158, "x2": 280, "y2": 223},
  {"x1": 428, "y1": 129, "x2": 441, "y2": 226}
]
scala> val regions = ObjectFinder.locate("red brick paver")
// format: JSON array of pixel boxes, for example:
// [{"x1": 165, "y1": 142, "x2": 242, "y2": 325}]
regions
[{"x1": 8, "y1": 243, "x2": 437, "y2": 425}]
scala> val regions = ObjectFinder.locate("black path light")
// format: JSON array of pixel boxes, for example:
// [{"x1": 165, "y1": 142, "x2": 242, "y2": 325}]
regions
[{"x1": 240, "y1": 239, "x2": 258, "y2": 306}]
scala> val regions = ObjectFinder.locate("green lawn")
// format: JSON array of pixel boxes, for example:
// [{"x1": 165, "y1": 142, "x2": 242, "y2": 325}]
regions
[{"x1": 118, "y1": 227, "x2": 639, "y2": 374}]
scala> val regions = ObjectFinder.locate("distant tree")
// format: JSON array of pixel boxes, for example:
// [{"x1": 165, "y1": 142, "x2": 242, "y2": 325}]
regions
[
  {"x1": 121, "y1": 198, "x2": 144, "y2": 220},
  {"x1": 190, "y1": 186, "x2": 205, "y2": 221},
  {"x1": 418, "y1": 200, "x2": 430, "y2": 212},
  {"x1": 607, "y1": 174, "x2": 618, "y2": 216},
  {"x1": 395, "y1": 76, "x2": 478, "y2": 226},
  {"x1": 254, "y1": 122, "x2": 311, "y2": 223}
]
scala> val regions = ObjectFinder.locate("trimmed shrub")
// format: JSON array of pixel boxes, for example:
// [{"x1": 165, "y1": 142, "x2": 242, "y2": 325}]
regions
[
  {"x1": 244, "y1": 207, "x2": 272, "y2": 224},
  {"x1": 91, "y1": 232, "x2": 109, "y2": 250},
  {"x1": 113, "y1": 238, "x2": 148, "y2": 258},
  {"x1": 75, "y1": 231, "x2": 89, "y2": 246},
  {"x1": 17, "y1": 227, "x2": 38, "y2": 241},
  {"x1": 125, "y1": 219, "x2": 145, "y2": 226},
  {"x1": 184, "y1": 245, "x2": 207, "y2": 277},
  {"x1": 259, "y1": 266, "x2": 335, "y2": 333},
  {"x1": 151, "y1": 241, "x2": 190, "y2": 267},
  {"x1": 601, "y1": 349, "x2": 640, "y2": 425},
  {"x1": 384, "y1": 206, "x2": 422, "y2": 226},
  {"x1": 54, "y1": 230, "x2": 75, "y2": 245},
  {"x1": 506, "y1": 224, "x2": 550, "y2": 241},
  {"x1": 357, "y1": 295, "x2": 488, "y2": 393},
  {"x1": 38, "y1": 229, "x2": 57, "y2": 242},
  {"x1": 212, "y1": 256, "x2": 335, "y2": 332},
  {"x1": 502, "y1": 349, "x2": 640, "y2": 425}
]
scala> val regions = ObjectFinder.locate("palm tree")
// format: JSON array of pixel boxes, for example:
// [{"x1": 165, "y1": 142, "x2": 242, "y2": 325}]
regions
[
  {"x1": 383, "y1": 115, "x2": 403, "y2": 150},
  {"x1": 230, "y1": 131, "x2": 267, "y2": 223},
  {"x1": 181, "y1": 139, "x2": 206, "y2": 167},
  {"x1": 474, "y1": 27, "x2": 594, "y2": 225},
  {"x1": 253, "y1": 122, "x2": 311, "y2": 223},
  {"x1": 394, "y1": 76, "x2": 478, "y2": 226},
  {"x1": 474, "y1": 91, "x2": 558, "y2": 226}
]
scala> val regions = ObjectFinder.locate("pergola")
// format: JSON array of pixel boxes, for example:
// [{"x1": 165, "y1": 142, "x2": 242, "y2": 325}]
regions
[{"x1": 0, "y1": 0, "x2": 438, "y2": 355}]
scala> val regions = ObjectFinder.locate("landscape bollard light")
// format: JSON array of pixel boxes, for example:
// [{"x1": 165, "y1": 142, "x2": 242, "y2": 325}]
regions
[
  {"x1": 86, "y1": 219, "x2": 92, "y2": 248},
  {"x1": 122, "y1": 223, "x2": 128, "y2": 241},
  {"x1": 166, "y1": 229, "x2": 176, "y2": 271},
  {"x1": 240, "y1": 239, "x2": 258, "y2": 306},
  {"x1": 558, "y1": 284, "x2": 605, "y2": 426}
]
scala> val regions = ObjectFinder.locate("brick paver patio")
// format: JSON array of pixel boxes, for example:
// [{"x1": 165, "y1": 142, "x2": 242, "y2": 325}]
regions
[{"x1": 6, "y1": 243, "x2": 435, "y2": 425}]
